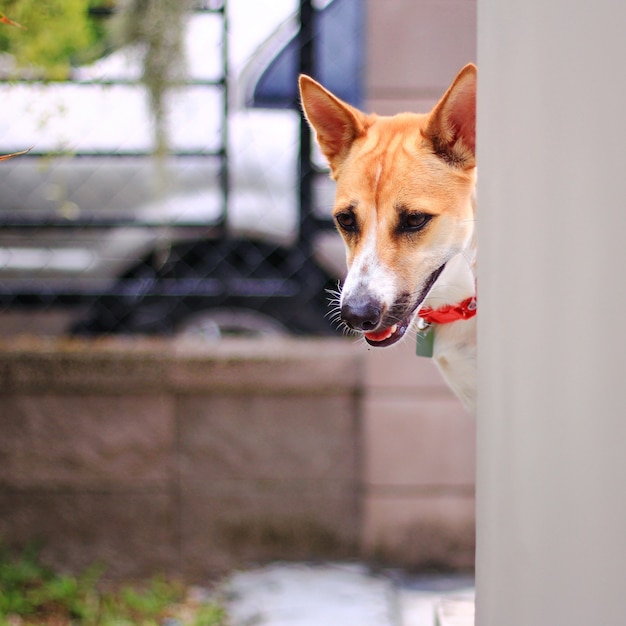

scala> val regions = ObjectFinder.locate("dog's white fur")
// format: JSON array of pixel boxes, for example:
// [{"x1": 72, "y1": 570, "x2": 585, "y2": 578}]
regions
[{"x1": 426, "y1": 250, "x2": 476, "y2": 412}]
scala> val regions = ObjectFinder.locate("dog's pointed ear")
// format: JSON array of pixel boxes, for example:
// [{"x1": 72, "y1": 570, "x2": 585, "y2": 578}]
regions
[
  {"x1": 424, "y1": 63, "x2": 477, "y2": 168},
  {"x1": 299, "y1": 74, "x2": 367, "y2": 176}
]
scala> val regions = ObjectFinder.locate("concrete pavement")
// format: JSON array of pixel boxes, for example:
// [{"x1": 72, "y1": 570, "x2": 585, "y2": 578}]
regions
[{"x1": 222, "y1": 563, "x2": 474, "y2": 626}]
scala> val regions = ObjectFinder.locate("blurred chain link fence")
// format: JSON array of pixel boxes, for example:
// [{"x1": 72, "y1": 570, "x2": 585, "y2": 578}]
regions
[{"x1": 0, "y1": 0, "x2": 364, "y2": 338}]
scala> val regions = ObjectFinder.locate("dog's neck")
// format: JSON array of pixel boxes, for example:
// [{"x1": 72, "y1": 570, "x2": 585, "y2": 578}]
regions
[
  {"x1": 423, "y1": 246, "x2": 476, "y2": 311},
  {"x1": 424, "y1": 188, "x2": 477, "y2": 310}
]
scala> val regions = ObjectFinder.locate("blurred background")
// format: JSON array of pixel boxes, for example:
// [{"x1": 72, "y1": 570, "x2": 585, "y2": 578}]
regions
[
  {"x1": 0, "y1": 0, "x2": 476, "y2": 583},
  {"x1": 0, "y1": 0, "x2": 363, "y2": 339},
  {"x1": 0, "y1": 0, "x2": 474, "y2": 341}
]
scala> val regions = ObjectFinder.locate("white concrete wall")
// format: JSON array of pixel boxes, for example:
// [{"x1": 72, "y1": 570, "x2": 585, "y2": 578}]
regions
[{"x1": 477, "y1": 1, "x2": 626, "y2": 624}]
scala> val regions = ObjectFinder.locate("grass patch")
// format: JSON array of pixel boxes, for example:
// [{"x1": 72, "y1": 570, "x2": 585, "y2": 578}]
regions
[{"x1": 0, "y1": 543, "x2": 227, "y2": 626}]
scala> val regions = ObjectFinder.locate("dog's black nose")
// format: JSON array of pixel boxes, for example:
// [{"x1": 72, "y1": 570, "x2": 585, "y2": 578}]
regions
[{"x1": 341, "y1": 300, "x2": 382, "y2": 331}]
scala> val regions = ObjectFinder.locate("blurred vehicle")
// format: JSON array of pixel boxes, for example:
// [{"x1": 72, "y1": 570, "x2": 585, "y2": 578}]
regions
[{"x1": 0, "y1": 0, "x2": 363, "y2": 337}]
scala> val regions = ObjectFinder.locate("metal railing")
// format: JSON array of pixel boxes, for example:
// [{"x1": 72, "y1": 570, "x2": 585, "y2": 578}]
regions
[{"x1": 0, "y1": 0, "x2": 364, "y2": 337}]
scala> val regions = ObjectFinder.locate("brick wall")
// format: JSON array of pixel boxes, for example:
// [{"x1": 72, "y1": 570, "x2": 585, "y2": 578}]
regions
[
  {"x1": 0, "y1": 339, "x2": 361, "y2": 578},
  {"x1": 0, "y1": 337, "x2": 474, "y2": 578},
  {"x1": 360, "y1": 0, "x2": 477, "y2": 569},
  {"x1": 361, "y1": 340, "x2": 475, "y2": 570},
  {"x1": 366, "y1": 0, "x2": 477, "y2": 114}
]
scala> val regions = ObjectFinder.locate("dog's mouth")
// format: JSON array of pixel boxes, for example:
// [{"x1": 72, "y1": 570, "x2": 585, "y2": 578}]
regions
[
  {"x1": 363, "y1": 318, "x2": 411, "y2": 347},
  {"x1": 363, "y1": 264, "x2": 446, "y2": 348}
]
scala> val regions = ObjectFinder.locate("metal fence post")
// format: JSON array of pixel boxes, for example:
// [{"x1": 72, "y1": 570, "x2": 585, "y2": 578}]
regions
[{"x1": 298, "y1": 0, "x2": 316, "y2": 255}]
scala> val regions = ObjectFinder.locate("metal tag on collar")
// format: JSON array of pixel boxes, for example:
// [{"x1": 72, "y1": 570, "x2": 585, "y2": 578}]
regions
[{"x1": 416, "y1": 317, "x2": 434, "y2": 358}]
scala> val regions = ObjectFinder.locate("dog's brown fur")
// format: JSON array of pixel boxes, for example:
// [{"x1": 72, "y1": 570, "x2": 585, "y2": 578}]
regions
[{"x1": 299, "y1": 65, "x2": 477, "y2": 412}]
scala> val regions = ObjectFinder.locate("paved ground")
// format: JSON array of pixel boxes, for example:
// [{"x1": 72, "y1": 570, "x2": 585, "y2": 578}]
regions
[{"x1": 222, "y1": 563, "x2": 474, "y2": 626}]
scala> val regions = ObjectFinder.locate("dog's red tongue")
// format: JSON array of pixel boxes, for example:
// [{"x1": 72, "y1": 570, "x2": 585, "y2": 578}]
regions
[{"x1": 364, "y1": 325, "x2": 395, "y2": 342}]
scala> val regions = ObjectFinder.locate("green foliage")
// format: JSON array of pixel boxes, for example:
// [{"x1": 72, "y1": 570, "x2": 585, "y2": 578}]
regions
[
  {"x1": 0, "y1": 0, "x2": 107, "y2": 78},
  {"x1": 115, "y1": 577, "x2": 183, "y2": 621},
  {"x1": 0, "y1": 1, "x2": 193, "y2": 155},
  {"x1": 0, "y1": 1, "x2": 192, "y2": 154},
  {"x1": 194, "y1": 604, "x2": 227, "y2": 626},
  {"x1": 0, "y1": 543, "x2": 227, "y2": 626}
]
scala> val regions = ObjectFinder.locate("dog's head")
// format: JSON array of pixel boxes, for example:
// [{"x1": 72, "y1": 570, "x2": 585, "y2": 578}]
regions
[{"x1": 299, "y1": 64, "x2": 477, "y2": 346}]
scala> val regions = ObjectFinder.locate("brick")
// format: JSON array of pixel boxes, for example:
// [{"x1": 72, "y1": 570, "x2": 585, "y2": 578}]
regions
[
  {"x1": 177, "y1": 394, "x2": 358, "y2": 482},
  {"x1": 170, "y1": 338, "x2": 362, "y2": 394},
  {"x1": 366, "y1": 97, "x2": 440, "y2": 116},
  {"x1": 0, "y1": 395, "x2": 175, "y2": 489},
  {"x1": 0, "y1": 337, "x2": 363, "y2": 395},
  {"x1": 363, "y1": 338, "x2": 452, "y2": 393},
  {"x1": 6, "y1": 353, "x2": 169, "y2": 394},
  {"x1": 180, "y1": 481, "x2": 359, "y2": 576},
  {"x1": 364, "y1": 396, "x2": 475, "y2": 487},
  {"x1": 177, "y1": 391, "x2": 362, "y2": 575},
  {"x1": 362, "y1": 491, "x2": 475, "y2": 570},
  {"x1": 0, "y1": 491, "x2": 176, "y2": 578},
  {"x1": 367, "y1": 0, "x2": 476, "y2": 98}
]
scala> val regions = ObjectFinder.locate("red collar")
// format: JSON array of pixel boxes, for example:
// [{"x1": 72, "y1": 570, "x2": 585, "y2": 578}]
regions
[{"x1": 418, "y1": 296, "x2": 477, "y2": 325}]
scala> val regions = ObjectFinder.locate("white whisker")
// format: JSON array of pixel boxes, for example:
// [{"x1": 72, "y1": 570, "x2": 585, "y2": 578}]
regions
[{"x1": 326, "y1": 281, "x2": 368, "y2": 340}]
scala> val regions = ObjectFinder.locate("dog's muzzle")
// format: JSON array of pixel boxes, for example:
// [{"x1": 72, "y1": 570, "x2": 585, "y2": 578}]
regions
[
  {"x1": 339, "y1": 263, "x2": 448, "y2": 347},
  {"x1": 340, "y1": 295, "x2": 406, "y2": 346}
]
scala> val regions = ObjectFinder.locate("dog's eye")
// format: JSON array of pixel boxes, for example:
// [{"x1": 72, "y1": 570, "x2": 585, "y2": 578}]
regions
[
  {"x1": 402, "y1": 212, "x2": 433, "y2": 232},
  {"x1": 335, "y1": 212, "x2": 357, "y2": 233}
]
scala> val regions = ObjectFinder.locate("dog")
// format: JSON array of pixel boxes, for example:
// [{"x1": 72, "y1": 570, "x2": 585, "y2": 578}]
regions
[{"x1": 299, "y1": 64, "x2": 477, "y2": 413}]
